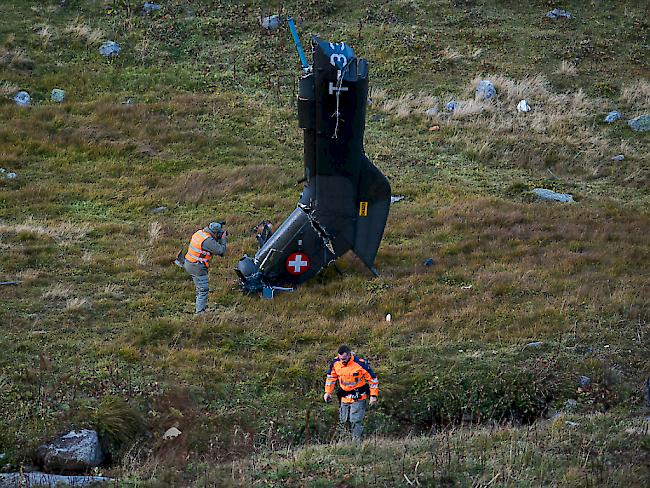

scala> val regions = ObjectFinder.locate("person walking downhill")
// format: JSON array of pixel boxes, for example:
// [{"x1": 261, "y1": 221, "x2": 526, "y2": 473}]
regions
[
  {"x1": 177, "y1": 222, "x2": 227, "y2": 314},
  {"x1": 324, "y1": 345, "x2": 378, "y2": 442}
]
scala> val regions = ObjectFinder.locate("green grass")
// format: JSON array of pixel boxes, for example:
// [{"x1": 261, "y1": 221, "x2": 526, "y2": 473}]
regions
[{"x1": 0, "y1": 0, "x2": 649, "y2": 485}]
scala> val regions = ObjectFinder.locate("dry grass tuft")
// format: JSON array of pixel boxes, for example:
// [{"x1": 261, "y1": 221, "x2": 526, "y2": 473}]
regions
[
  {"x1": 620, "y1": 79, "x2": 650, "y2": 108},
  {"x1": 136, "y1": 250, "x2": 148, "y2": 267},
  {"x1": 555, "y1": 60, "x2": 577, "y2": 75},
  {"x1": 0, "y1": 47, "x2": 34, "y2": 70},
  {"x1": 441, "y1": 46, "x2": 463, "y2": 61},
  {"x1": 0, "y1": 218, "x2": 93, "y2": 245},
  {"x1": 0, "y1": 81, "x2": 19, "y2": 97},
  {"x1": 100, "y1": 283, "x2": 123, "y2": 298},
  {"x1": 64, "y1": 297, "x2": 91, "y2": 311},
  {"x1": 43, "y1": 283, "x2": 74, "y2": 299},
  {"x1": 64, "y1": 21, "x2": 104, "y2": 45},
  {"x1": 34, "y1": 24, "x2": 53, "y2": 46},
  {"x1": 149, "y1": 221, "x2": 162, "y2": 244}
]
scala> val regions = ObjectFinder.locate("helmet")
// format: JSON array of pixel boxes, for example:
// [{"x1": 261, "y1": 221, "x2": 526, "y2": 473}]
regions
[{"x1": 208, "y1": 222, "x2": 223, "y2": 234}]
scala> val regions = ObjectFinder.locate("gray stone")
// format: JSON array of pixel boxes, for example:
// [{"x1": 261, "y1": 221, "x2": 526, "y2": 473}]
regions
[
  {"x1": 578, "y1": 375, "x2": 591, "y2": 388},
  {"x1": 446, "y1": 100, "x2": 457, "y2": 111},
  {"x1": 425, "y1": 107, "x2": 438, "y2": 117},
  {"x1": 532, "y1": 188, "x2": 574, "y2": 203},
  {"x1": 423, "y1": 258, "x2": 433, "y2": 266},
  {"x1": 476, "y1": 80, "x2": 496, "y2": 101},
  {"x1": 51, "y1": 88, "x2": 65, "y2": 103},
  {"x1": 151, "y1": 206, "x2": 167, "y2": 214},
  {"x1": 564, "y1": 399, "x2": 578, "y2": 410},
  {"x1": 5, "y1": 172, "x2": 16, "y2": 180},
  {"x1": 99, "y1": 41, "x2": 121, "y2": 57},
  {"x1": 260, "y1": 15, "x2": 281, "y2": 31},
  {"x1": 628, "y1": 115, "x2": 650, "y2": 132},
  {"x1": 546, "y1": 9, "x2": 572, "y2": 20},
  {"x1": 37, "y1": 429, "x2": 104, "y2": 472},
  {"x1": 612, "y1": 154, "x2": 625, "y2": 161},
  {"x1": 390, "y1": 195, "x2": 406, "y2": 203},
  {"x1": 526, "y1": 341, "x2": 544, "y2": 348},
  {"x1": 13, "y1": 91, "x2": 30, "y2": 107},
  {"x1": 0, "y1": 473, "x2": 111, "y2": 487},
  {"x1": 604, "y1": 111, "x2": 621, "y2": 123},
  {"x1": 143, "y1": 2, "x2": 161, "y2": 13}
]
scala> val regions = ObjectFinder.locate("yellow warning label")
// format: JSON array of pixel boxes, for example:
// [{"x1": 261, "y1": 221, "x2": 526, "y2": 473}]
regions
[{"x1": 359, "y1": 201, "x2": 368, "y2": 217}]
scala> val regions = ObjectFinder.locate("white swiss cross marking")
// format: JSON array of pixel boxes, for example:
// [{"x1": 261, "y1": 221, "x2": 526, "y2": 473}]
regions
[
  {"x1": 286, "y1": 252, "x2": 311, "y2": 275},
  {"x1": 328, "y1": 82, "x2": 349, "y2": 95}
]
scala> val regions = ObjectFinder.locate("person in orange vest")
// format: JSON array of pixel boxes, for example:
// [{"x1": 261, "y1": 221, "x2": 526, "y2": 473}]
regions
[
  {"x1": 181, "y1": 222, "x2": 227, "y2": 314},
  {"x1": 324, "y1": 345, "x2": 378, "y2": 441}
]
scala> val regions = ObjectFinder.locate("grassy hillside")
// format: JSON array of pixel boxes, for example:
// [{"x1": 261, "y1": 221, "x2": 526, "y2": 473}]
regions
[{"x1": 0, "y1": 0, "x2": 649, "y2": 486}]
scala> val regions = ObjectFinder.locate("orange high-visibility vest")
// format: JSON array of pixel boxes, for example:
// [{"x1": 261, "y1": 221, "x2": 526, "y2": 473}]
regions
[
  {"x1": 185, "y1": 229, "x2": 213, "y2": 267},
  {"x1": 325, "y1": 354, "x2": 379, "y2": 404}
]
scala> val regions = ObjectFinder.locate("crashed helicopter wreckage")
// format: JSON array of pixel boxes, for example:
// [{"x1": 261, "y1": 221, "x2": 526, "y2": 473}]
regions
[{"x1": 236, "y1": 27, "x2": 391, "y2": 295}]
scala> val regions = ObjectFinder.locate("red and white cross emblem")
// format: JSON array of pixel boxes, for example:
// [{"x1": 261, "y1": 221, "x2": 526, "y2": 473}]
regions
[{"x1": 286, "y1": 252, "x2": 311, "y2": 275}]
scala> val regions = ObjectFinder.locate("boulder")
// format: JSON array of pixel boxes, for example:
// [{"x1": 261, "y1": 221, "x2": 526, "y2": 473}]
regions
[
  {"x1": 37, "y1": 429, "x2": 104, "y2": 472},
  {"x1": 475, "y1": 80, "x2": 496, "y2": 101},
  {"x1": 517, "y1": 99, "x2": 531, "y2": 113},
  {"x1": 532, "y1": 188, "x2": 574, "y2": 203},
  {"x1": 604, "y1": 111, "x2": 621, "y2": 123},
  {"x1": 13, "y1": 91, "x2": 30, "y2": 106},
  {"x1": 143, "y1": 2, "x2": 161, "y2": 14},
  {"x1": 51, "y1": 88, "x2": 65, "y2": 103},
  {"x1": 99, "y1": 41, "x2": 121, "y2": 57},
  {"x1": 628, "y1": 115, "x2": 650, "y2": 132},
  {"x1": 0, "y1": 473, "x2": 110, "y2": 487},
  {"x1": 260, "y1": 15, "x2": 281, "y2": 31},
  {"x1": 546, "y1": 9, "x2": 572, "y2": 20}
]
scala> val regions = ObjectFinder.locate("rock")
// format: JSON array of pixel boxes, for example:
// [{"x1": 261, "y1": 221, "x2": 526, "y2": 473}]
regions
[
  {"x1": 99, "y1": 41, "x2": 121, "y2": 57},
  {"x1": 37, "y1": 429, "x2": 104, "y2": 472},
  {"x1": 5, "y1": 172, "x2": 16, "y2": 180},
  {"x1": 51, "y1": 88, "x2": 65, "y2": 103},
  {"x1": 151, "y1": 206, "x2": 167, "y2": 214},
  {"x1": 390, "y1": 195, "x2": 406, "y2": 203},
  {"x1": 143, "y1": 2, "x2": 161, "y2": 13},
  {"x1": 532, "y1": 188, "x2": 574, "y2": 203},
  {"x1": 425, "y1": 107, "x2": 438, "y2": 117},
  {"x1": 628, "y1": 115, "x2": 650, "y2": 132},
  {"x1": 260, "y1": 15, "x2": 281, "y2": 31},
  {"x1": 446, "y1": 100, "x2": 457, "y2": 111},
  {"x1": 475, "y1": 80, "x2": 496, "y2": 101},
  {"x1": 612, "y1": 154, "x2": 625, "y2": 161},
  {"x1": 385, "y1": 313, "x2": 392, "y2": 322},
  {"x1": 163, "y1": 427, "x2": 182, "y2": 439},
  {"x1": 526, "y1": 341, "x2": 544, "y2": 348},
  {"x1": 565, "y1": 420, "x2": 579, "y2": 427},
  {"x1": 604, "y1": 111, "x2": 621, "y2": 123},
  {"x1": 578, "y1": 375, "x2": 591, "y2": 388},
  {"x1": 0, "y1": 473, "x2": 111, "y2": 487},
  {"x1": 429, "y1": 125, "x2": 440, "y2": 131},
  {"x1": 13, "y1": 91, "x2": 30, "y2": 107},
  {"x1": 546, "y1": 8, "x2": 572, "y2": 20},
  {"x1": 564, "y1": 399, "x2": 578, "y2": 410},
  {"x1": 423, "y1": 258, "x2": 433, "y2": 266},
  {"x1": 517, "y1": 99, "x2": 531, "y2": 113},
  {"x1": 370, "y1": 114, "x2": 382, "y2": 122}
]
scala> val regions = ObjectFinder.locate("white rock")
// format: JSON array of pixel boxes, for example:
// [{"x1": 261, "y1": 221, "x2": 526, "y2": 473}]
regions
[
  {"x1": 163, "y1": 427, "x2": 182, "y2": 439},
  {"x1": 385, "y1": 313, "x2": 392, "y2": 322},
  {"x1": 517, "y1": 99, "x2": 531, "y2": 113}
]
